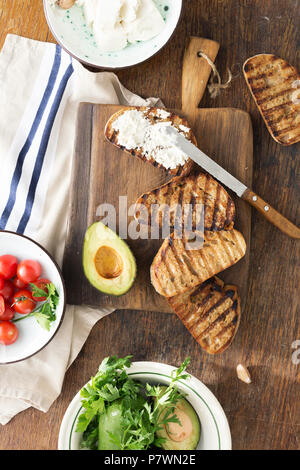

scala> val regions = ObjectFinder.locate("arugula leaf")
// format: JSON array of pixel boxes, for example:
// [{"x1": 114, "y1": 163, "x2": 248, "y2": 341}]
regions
[
  {"x1": 76, "y1": 397, "x2": 105, "y2": 433},
  {"x1": 171, "y1": 357, "x2": 191, "y2": 382},
  {"x1": 12, "y1": 283, "x2": 59, "y2": 331},
  {"x1": 98, "y1": 355, "x2": 132, "y2": 374},
  {"x1": 80, "y1": 417, "x2": 99, "y2": 450},
  {"x1": 97, "y1": 383, "x2": 120, "y2": 402}
]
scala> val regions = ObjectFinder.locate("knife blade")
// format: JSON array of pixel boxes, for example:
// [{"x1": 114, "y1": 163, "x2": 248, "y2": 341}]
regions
[
  {"x1": 164, "y1": 126, "x2": 300, "y2": 239},
  {"x1": 166, "y1": 126, "x2": 248, "y2": 197}
]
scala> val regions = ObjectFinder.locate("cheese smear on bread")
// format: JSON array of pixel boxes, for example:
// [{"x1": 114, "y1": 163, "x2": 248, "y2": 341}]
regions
[
  {"x1": 111, "y1": 109, "x2": 190, "y2": 170},
  {"x1": 76, "y1": 0, "x2": 165, "y2": 52}
]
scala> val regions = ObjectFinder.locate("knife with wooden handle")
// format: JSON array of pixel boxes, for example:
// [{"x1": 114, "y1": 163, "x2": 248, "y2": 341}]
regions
[{"x1": 165, "y1": 127, "x2": 300, "y2": 239}]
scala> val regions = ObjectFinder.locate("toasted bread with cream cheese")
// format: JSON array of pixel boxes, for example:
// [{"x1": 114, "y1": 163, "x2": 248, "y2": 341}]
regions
[{"x1": 105, "y1": 106, "x2": 196, "y2": 177}]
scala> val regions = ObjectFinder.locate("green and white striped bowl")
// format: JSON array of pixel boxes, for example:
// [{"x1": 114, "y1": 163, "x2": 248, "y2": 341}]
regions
[{"x1": 58, "y1": 361, "x2": 232, "y2": 450}]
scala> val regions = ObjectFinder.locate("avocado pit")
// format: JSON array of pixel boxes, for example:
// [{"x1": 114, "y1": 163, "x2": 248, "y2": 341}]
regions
[
  {"x1": 165, "y1": 407, "x2": 193, "y2": 442},
  {"x1": 155, "y1": 386, "x2": 200, "y2": 449},
  {"x1": 94, "y1": 245, "x2": 124, "y2": 279}
]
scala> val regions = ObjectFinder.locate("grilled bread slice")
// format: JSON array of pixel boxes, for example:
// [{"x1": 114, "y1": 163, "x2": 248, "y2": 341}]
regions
[
  {"x1": 150, "y1": 229, "x2": 246, "y2": 297},
  {"x1": 243, "y1": 54, "x2": 300, "y2": 145},
  {"x1": 135, "y1": 172, "x2": 236, "y2": 232},
  {"x1": 168, "y1": 276, "x2": 241, "y2": 354},
  {"x1": 105, "y1": 106, "x2": 196, "y2": 177}
]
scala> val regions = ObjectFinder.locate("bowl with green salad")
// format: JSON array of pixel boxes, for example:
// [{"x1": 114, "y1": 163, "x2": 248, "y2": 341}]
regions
[{"x1": 58, "y1": 356, "x2": 231, "y2": 451}]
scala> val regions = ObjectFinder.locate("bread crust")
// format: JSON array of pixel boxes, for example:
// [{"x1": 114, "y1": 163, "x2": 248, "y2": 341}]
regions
[{"x1": 168, "y1": 276, "x2": 241, "y2": 354}]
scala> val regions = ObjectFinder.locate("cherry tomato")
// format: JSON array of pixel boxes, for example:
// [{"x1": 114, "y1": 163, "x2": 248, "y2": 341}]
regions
[
  {"x1": 17, "y1": 260, "x2": 42, "y2": 284},
  {"x1": 13, "y1": 276, "x2": 28, "y2": 290},
  {"x1": 0, "y1": 294, "x2": 5, "y2": 315},
  {"x1": 12, "y1": 289, "x2": 36, "y2": 315},
  {"x1": 0, "y1": 280, "x2": 15, "y2": 302},
  {"x1": 0, "y1": 303, "x2": 15, "y2": 321},
  {"x1": 0, "y1": 255, "x2": 18, "y2": 279},
  {"x1": 0, "y1": 274, "x2": 5, "y2": 290},
  {"x1": 31, "y1": 278, "x2": 51, "y2": 302},
  {"x1": 0, "y1": 321, "x2": 18, "y2": 345}
]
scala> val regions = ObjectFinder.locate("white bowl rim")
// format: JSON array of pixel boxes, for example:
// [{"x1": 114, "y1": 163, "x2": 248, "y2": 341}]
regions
[
  {"x1": 42, "y1": 0, "x2": 183, "y2": 71},
  {"x1": 0, "y1": 230, "x2": 66, "y2": 364},
  {"x1": 58, "y1": 361, "x2": 232, "y2": 450}
]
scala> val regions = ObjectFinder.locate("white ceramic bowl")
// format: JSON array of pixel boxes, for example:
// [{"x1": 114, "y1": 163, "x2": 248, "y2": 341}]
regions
[
  {"x1": 0, "y1": 231, "x2": 66, "y2": 364},
  {"x1": 58, "y1": 361, "x2": 232, "y2": 450},
  {"x1": 43, "y1": 0, "x2": 182, "y2": 69}
]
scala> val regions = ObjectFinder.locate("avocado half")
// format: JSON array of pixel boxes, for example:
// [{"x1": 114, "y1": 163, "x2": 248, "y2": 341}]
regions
[
  {"x1": 155, "y1": 387, "x2": 201, "y2": 450},
  {"x1": 83, "y1": 222, "x2": 136, "y2": 296}
]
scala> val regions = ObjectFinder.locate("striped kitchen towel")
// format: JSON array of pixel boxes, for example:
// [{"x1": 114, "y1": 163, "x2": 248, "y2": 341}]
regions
[{"x1": 0, "y1": 34, "x2": 160, "y2": 425}]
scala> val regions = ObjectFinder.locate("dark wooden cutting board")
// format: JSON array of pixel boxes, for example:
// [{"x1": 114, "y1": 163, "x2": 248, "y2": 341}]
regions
[{"x1": 63, "y1": 38, "x2": 253, "y2": 313}]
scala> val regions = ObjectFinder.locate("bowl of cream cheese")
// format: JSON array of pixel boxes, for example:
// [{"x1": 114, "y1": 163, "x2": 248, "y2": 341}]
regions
[{"x1": 44, "y1": 0, "x2": 182, "y2": 69}]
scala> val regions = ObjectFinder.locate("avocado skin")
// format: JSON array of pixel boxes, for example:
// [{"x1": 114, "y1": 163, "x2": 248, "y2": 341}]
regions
[
  {"x1": 155, "y1": 387, "x2": 201, "y2": 450},
  {"x1": 98, "y1": 401, "x2": 124, "y2": 450},
  {"x1": 83, "y1": 222, "x2": 136, "y2": 297}
]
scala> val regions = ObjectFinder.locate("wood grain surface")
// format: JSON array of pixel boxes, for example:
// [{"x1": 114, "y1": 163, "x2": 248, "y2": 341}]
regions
[{"x1": 0, "y1": 0, "x2": 299, "y2": 451}]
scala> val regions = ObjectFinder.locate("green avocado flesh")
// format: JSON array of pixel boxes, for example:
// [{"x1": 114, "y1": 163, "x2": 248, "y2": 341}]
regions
[
  {"x1": 98, "y1": 401, "x2": 123, "y2": 450},
  {"x1": 83, "y1": 222, "x2": 136, "y2": 296},
  {"x1": 156, "y1": 387, "x2": 201, "y2": 450}
]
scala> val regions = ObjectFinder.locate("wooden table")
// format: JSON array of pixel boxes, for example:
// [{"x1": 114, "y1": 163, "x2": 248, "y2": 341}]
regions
[{"x1": 0, "y1": 0, "x2": 299, "y2": 450}]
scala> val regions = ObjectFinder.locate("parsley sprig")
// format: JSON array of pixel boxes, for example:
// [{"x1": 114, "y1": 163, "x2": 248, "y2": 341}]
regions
[
  {"x1": 76, "y1": 355, "x2": 191, "y2": 450},
  {"x1": 12, "y1": 283, "x2": 59, "y2": 331}
]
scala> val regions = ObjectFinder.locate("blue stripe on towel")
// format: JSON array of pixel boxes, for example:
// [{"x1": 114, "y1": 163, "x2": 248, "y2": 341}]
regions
[
  {"x1": 0, "y1": 45, "x2": 62, "y2": 230},
  {"x1": 17, "y1": 60, "x2": 74, "y2": 234}
]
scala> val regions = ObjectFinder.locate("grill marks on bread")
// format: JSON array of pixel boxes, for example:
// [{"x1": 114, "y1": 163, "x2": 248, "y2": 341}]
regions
[
  {"x1": 135, "y1": 172, "x2": 236, "y2": 232},
  {"x1": 105, "y1": 106, "x2": 196, "y2": 176},
  {"x1": 105, "y1": 107, "x2": 246, "y2": 354},
  {"x1": 150, "y1": 229, "x2": 246, "y2": 298},
  {"x1": 244, "y1": 54, "x2": 300, "y2": 145},
  {"x1": 168, "y1": 277, "x2": 240, "y2": 354}
]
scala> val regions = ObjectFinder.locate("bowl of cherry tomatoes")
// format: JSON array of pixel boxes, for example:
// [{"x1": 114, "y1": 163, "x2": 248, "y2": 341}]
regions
[{"x1": 0, "y1": 230, "x2": 66, "y2": 364}]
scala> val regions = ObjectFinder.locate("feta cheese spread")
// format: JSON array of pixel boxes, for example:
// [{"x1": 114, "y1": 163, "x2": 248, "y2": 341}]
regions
[
  {"x1": 76, "y1": 0, "x2": 165, "y2": 52},
  {"x1": 111, "y1": 110, "x2": 190, "y2": 170}
]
